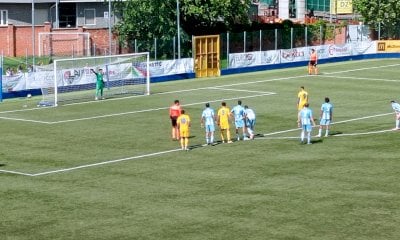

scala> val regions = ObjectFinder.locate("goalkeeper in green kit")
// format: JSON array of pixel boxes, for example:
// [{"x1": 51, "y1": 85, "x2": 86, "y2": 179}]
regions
[{"x1": 91, "y1": 68, "x2": 105, "y2": 100}]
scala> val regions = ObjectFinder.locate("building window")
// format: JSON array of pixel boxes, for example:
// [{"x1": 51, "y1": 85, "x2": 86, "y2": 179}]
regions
[
  {"x1": 0, "y1": 10, "x2": 8, "y2": 26},
  {"x1": 84, "y1": 9, "x2": 95, "y2": 25},
  {"x1": 289, "y1": 0, "x2": 296, "y2": 18}
]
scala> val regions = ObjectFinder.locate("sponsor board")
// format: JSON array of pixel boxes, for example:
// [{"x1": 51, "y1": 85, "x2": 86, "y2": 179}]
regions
[{"x1": 377, "y1": 41, "x2": 400, "y2": 52}]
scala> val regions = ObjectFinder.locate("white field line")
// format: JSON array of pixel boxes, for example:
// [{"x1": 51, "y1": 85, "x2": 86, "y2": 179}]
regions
[
  {"x1": 319, "y1": 75, "x2": 400, "y2": 82},
  {"x1": 50, "y1": 92, "x2": 276, "y2": 124},
  {"x1": 0, "y1": 148, "x2": 182, "y2": 177},
  {"x1": 0, "y1": 112, "x2": 395, "y2": 177},
  {"x1": 0, "y1": 169, "x2": 35, "y2": 176},
  {"x1": 0, "y1": 116, "x2": 51, "y2": 124},
  {"x1": 209, "y1": 87, "x2": 274, "y2": 94},
  {"x1": 0, "y1": 88, "x2": 275, "y2": 124},
  {"x1": 321, "y1": 63, "x2": 400, "y2": 75},
  {"x1": 334, "y1": 129, "x2": 393, "y2": 136},
  {"x1": 257, "y1": 129, "x2": 394, "y2": 140},
  {"x1": 262, "y1": 112, "x2": 392, "y2": 137}
]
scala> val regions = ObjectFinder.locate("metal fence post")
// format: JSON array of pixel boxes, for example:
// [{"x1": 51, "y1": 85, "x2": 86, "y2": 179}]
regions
[
  {"x1": 173, "y1": 37, "x2": 176, "y2": 60},
  {"x1": 305, "y1": 26, "x2": 308, "y2": 47},
  {"x1": 154, "y1": 38, "x2": 157, "y2": 60},
  {"x1": 227, "y1": 32, "x2": 230, "y2": 69},
  {"x1": 378, "y1": 22, "x2": 381, "y2": 40},
  {"x1": 291, "y1": 28, "x2": 293, "y2": 49},
  {"x1": 244, "y1": 31, "x2": 246, "y2": 53}
]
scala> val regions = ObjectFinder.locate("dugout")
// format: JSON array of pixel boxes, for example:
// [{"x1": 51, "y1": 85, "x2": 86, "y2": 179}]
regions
[{"x1": 193, "y1": 35, "x2": 221, "y2": 78}]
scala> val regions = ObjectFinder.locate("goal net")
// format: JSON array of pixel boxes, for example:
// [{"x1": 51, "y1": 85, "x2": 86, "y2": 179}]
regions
[
  {"x1": 40, "y1": 52, "x2": 150, "y2": 106},
  {"x1": 38, "y1": 32, "x2": 91, "y2": 57}
]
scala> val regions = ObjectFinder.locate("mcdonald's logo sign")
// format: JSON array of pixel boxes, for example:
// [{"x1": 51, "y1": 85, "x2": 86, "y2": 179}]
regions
[{"x1": 377, "y1": 42, "x2": 386, "y2": 52}]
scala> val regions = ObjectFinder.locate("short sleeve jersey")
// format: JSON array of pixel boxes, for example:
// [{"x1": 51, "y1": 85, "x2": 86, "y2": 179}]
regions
[
  {"x1": 321, "y1": 102, "x2": 333, "y2": 120},
  {"x1": 392, "y1": 102, "x2": 400, "y2": 113},
  {"x1": 299, "y1": 107, "x2": 313, "y2": 126},
  {"x1": 177, "y1": 114, "x2": 190, "y2": 131},
  {"x1": 218, "y1": 106, "x2": 231, "y2": 129},
  {"x1": 297, "y1": 90, "x2": 308, "y2": 110},
  {"x1": 169, "y1": 104, "x2": 181, "y2": 118},
  {"x1": 231, "y1": 105, "x2": 245, "y2": 121},
  {"x1": 245, "y1": 108, "x2": 256, "y2": 120},
  {"x1": 202, "y1": 108, "x2": 215, "y2": 126}
]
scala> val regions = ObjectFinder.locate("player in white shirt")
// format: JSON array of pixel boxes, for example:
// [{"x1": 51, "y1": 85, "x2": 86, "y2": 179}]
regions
[
  {"x1": 231, "y1": 100, "x2": 246, "y2": 140},
  {"x1": 297, "y1": 103, "x2": 316, "y2": 144},
  {"x1": 317, "y1": 97, "x2": 333, "y2": 137},
  {"x1": 201, "y1": 103, "x2": 216, "y2": 145},
  {"x1": 390, "y1": 100, "x2": 400, "y2": 130},
  {"x1": 244, "y1": 105, "x2": 256, "y2": 140}
]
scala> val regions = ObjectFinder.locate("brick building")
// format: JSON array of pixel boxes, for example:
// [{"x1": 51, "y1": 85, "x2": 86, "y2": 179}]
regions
[{"x1": 0, "y1": 0, "x2": 119, "y2": 57}]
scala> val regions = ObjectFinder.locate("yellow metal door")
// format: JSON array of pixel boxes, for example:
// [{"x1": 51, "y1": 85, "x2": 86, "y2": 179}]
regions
[{"x1": 194, "y1": 35, "x2": 220, "y2": 78}]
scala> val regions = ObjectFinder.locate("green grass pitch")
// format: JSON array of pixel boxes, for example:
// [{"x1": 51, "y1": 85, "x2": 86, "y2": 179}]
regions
[{"x1": 1, "y1": 59, "x2": 400, "y2": 239}]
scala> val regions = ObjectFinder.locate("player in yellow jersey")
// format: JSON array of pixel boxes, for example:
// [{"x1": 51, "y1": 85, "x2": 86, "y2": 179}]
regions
[
  {"x1": 176, "y1": 109, "x2": 191, "y2": 151},
  {"x1": 217, "y1": 102, "x2": 233, "y2": 143},
  {"x1": 297, "y1": 86, "x2": 309, "y2": 111}
]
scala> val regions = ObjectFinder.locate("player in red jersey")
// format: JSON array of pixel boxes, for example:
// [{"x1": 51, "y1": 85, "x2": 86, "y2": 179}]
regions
[{"x1": 169, "y1": 100, "x2": 182, "y2": 140}]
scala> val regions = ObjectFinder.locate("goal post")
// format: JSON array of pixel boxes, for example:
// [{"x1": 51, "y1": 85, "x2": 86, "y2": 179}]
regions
[{"x1": 40, "y1": 52, "x2": 150, "y2": 106}]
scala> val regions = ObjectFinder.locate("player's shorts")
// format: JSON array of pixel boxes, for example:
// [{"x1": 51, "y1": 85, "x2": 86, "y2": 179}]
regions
[
  {"x1": 298, "y1": 103, "x2": 306, "y2": 111},
  {"x1": 396, "y1": 113, "x2": 400, "y2": 119},
  {"x1": 246, "y1": 119, "x2": 256, "y2": 130},
  {"x1": 180, "y1": 128, "x2": 190, "y2": 138},
  {"x1": 234, "y1": 119, "x2": 245, "y2": 128},
  {"x1": 319, "y1": 119, "x2": 331, "y2": 126},
  {"x1": 170, "y1": 116, "x2": 178, "y2": 127},
  {"x1": 302, "y1": 124, "x2": 313, "y2": 132},
  {"x1": 205, "y1": 124, "x2": 215, "y2": 133},
  {"x1": 219, "y1": 121, "x2": 230, "y2": 130},
  {"x1": 309, "y1": 61, "x2": 316, "y2": 66}
]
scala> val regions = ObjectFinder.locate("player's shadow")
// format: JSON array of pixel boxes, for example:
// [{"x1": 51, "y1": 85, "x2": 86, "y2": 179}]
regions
[
  {"x1": 328, "y1": 130, "x2": 343, "y2": 136},
  {"x1": 188, "y1": 140, "x2": 225, "y2": 150},
  {"x1": 0, "y1": 163, "x2": 6, "y2": 167},
  {"x1": 310, "y1": 139, "x2": 323, "y2": 144}
]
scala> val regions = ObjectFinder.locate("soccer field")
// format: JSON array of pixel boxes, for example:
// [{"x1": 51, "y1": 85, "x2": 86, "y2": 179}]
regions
[{"x1": 1, "y1": 59, "x2": 400, "y2": 239}]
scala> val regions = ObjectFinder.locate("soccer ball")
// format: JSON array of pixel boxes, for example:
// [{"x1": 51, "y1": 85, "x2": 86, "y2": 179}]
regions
[{"x1": 27, "y1": 94, "x2": 32, "y2": 98}]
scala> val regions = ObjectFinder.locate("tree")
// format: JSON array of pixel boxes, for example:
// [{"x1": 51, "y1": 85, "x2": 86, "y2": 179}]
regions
[
  {"x1": 113, "y1": 0, "x2": 252, "y2": 57},
  {"x1": 353, "y1": 0, "x2": 400, "y2": 39},
  {"x1": 180, "y1": 0, "x2": 252, "y2": 35},
  {"x1": 113, "y1": 0, "x2": 178, "y2": 57}
]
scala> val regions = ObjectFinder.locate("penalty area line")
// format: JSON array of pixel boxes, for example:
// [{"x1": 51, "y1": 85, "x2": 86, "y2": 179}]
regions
[
  {"x1": 0, "y1": 169, "x2": 35, "y2": 176},
  {"x1": 30, "y1": 148, "x2": 183, "y2": 177}
]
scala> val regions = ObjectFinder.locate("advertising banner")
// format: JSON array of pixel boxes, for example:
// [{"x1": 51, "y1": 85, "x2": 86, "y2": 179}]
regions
[
  {"x1": 229, "y1": 50, "x2": 280, "y2": 68},
  {"x1": 280, "y1": 47, "x2": 308, "y2": 63},
  {"x1": 377, "y1": 40, "x2": 400, "y2": 52},
  {"x1": 3, "y1": 58, "x2": 194, "y2": 92},
  {"x1": 330, "y1": 0, "x2": 353, "y2": 14}
]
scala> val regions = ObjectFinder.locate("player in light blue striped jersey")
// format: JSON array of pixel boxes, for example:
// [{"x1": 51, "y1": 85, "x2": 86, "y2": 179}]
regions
[
  {"x1": 297, "y1": 103, "x2": 316, "y2": 144},
  {"x1": 317, "y1": 97, "x2": 333, "y2": 137},
  {"x1": 390, "y1": 100, "x2": 400, "y2": 130},
  {"x1": 201, "y1": 103, "x2": 216, "y2": 145},
  {"x1": 231, "y1": 100, "x2": 247, "y2": 141},
  {"x1": 244, "y1": 105, "x2": 256, "y2": 140}
]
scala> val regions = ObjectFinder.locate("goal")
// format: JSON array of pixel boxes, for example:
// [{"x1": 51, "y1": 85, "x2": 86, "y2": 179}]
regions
[{"x1": 40, "y1": 52, "x2": 150, "y2": 106}]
